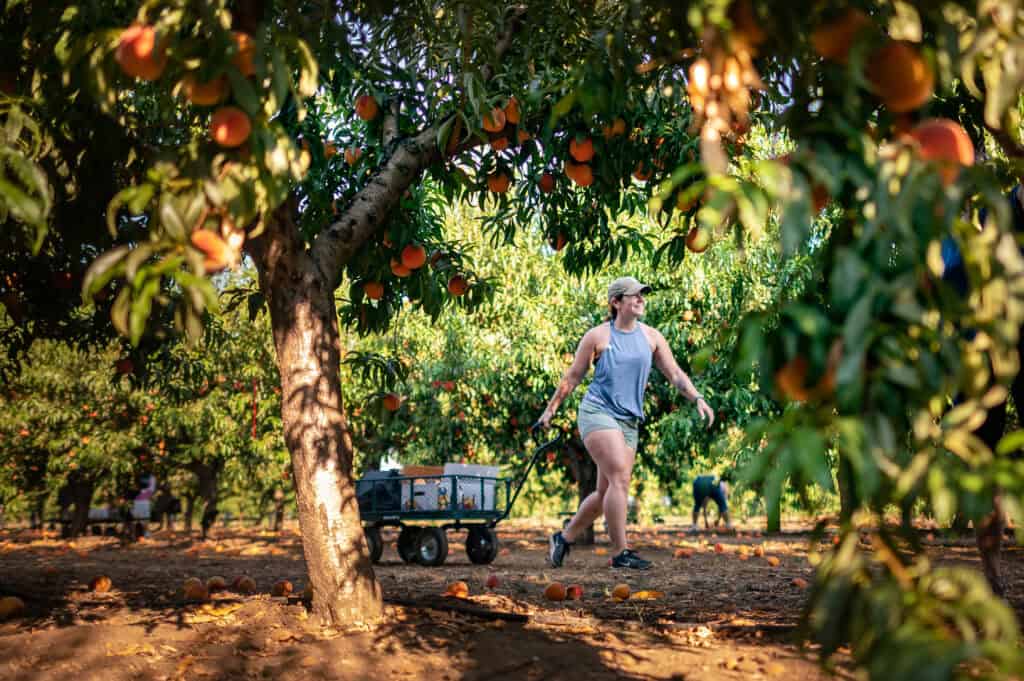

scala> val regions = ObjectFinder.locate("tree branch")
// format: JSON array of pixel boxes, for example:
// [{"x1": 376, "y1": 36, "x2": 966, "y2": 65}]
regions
[
  {"x1": 480, "y1": 5, "x2": 528, "y2": 82},
  {"x1": 307, "y1": 7, "x2": 528, "y2": 286},
  {"x1": 310, "y1": 127, "x2": 440, "y2": 281},
  {"x1": 382, "y1": 98, "x2": 401, "y2": 146}
]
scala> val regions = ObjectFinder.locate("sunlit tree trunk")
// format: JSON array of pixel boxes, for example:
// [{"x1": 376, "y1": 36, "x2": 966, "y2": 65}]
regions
[{"x1": 252, "y1": 203, "x2": 382, "y2": 625}]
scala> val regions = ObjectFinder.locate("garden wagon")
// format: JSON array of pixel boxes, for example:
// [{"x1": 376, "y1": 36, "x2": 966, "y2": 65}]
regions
[{"x1": 356, "y1": 431, "x2": 562, "y2": 566}]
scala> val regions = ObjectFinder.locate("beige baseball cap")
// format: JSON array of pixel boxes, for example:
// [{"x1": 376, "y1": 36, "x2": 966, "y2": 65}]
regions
[{"x1": 607, "y1": 276, "x2": 652, "y2": 301}]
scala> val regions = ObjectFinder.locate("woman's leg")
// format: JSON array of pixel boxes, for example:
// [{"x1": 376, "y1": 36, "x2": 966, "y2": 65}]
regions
[
  {"x1": 562, "y1": 469, "x2": 608, "y2": 543},
  {"x1": 581, "y1": 428, "x2": 635, "y2": 554}
]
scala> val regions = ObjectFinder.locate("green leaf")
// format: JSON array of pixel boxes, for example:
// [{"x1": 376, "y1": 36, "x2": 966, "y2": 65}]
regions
[
  {"x1": 289, "y1": 37, "x2": 319, "y2": 98},
  {"x1": 550, "y1": 91, "x2": 577, "y2": 122},
  {"x1": 110, "y1": 286, "x2": 132, "y2": 339},
  {"x1": 226, "y1": 69, "x2": 262, "y2": 117},
  {"x1": 105, "y1": 184, "x2": 156, "y2": 237},
  {"x1": 996, "y1": 429, "x2": 1024, "y2": 456},
  {"x1": 0, "y1": 156, "x2": 48, "y2": 227},
  {"x1": 174, "y1": 270, "x2": 220, "y2": 312},
  {"x1": 831, "y1": 249, "x2": 868, "y2": 313},
  {"x1": 129, "y1": 276, "x2": 161, "y2": 345},
  {"x1": 159, "y1": 194, "x2": 187, "y2": 241},
  {"x1": 81, "y1": 245, "x2": 130, "y2": 302},
  {"x1": 436, "y1": 114, "x2": 457, "y2": 155},
  {"x1": 794, "y1": 427, "x2": 832, "y2": 491},
  {"x1": 267, "y1": 47, "x2": 290, "y2": 116},
  {"x1": 124, "y1": 242, "x2": 156, "y2": 281}
]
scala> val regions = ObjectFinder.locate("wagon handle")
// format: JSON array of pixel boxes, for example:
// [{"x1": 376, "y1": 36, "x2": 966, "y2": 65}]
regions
[{"x1": 498, "y1": 429, "x2": 563, "y2": 523}]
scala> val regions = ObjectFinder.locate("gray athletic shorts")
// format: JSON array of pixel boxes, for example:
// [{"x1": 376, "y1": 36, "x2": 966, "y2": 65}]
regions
[{"x1": 577, "y1": 399, "x2": 639, "y2": 450}]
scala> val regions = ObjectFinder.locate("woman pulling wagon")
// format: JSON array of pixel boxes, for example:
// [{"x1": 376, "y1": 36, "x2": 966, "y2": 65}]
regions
[{"x1": 538, "y1": 276, "x2": 716, "y2": 569}]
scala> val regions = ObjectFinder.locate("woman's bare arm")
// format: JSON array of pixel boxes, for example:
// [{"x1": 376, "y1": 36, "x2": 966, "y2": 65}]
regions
[
  {"x1": 538, "y1": 329, "x2": 598, "y2": 427},
  {"x1": 650, "y1": 327, "x2": 715, "y2": 426}
]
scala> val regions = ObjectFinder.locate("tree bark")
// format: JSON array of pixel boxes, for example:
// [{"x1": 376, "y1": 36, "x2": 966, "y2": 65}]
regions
[
  {"x1": 66, "y1": 474, "x2": 95, "y2": 538},
  {"x1": 273, "y1": 498, "x2": 285, "y2": 533},
  {"x1": 184, "y1": 494, "x2": 196, "y2": 534},
  {"x1": 151, "y1": 489, "x2": 176, "y2": 531},
  {"x1": 189, "y1": 461, "x2": 223, "y2": 540},
  {"x1": 837, "y1": 457, "x2": 856, "y2": 524},
  {"x1": 272, "y1": 487, "x2": 286, "y2": 532},
  {"x1": 250, "y1": 200, "x2": 382, "y2": 625},
  {"x1": 30, "y1": 494, "x2": 45, "y2": 530}
]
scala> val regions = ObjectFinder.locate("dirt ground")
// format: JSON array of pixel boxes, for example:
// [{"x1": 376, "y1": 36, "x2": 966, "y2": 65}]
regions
[{"x1": 0, "y1": 519, "x2": 1019, "y2": 681}]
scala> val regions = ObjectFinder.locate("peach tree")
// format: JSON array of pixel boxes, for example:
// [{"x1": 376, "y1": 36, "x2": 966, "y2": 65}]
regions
[{"x1": 4, "y1": 3, "x2": 1024, "y2": 677}]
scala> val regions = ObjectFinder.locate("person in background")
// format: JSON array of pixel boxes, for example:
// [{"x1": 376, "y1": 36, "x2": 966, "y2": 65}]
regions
[{"x1": 691, "y1": 472, "x2": 732, "y2": 532}]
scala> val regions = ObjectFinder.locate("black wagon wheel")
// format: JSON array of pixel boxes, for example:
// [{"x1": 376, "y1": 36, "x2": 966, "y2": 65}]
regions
[
  {"x1": 364, "y1": 526, "x2": 383, "y2": 564},
  {"x1": 465, "y1": 526, "x2": 500, "y2": 564},
  {"x1": 397, "y1": 526, "x2": 421, "y2": 564},
  {"x1": 416, "y1": 527, "x2": 448, "y2": 566}
]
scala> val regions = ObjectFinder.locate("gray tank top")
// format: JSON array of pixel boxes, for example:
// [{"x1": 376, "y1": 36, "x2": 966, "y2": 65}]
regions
[{"x1": 582, "y1": 321, "x2": 653, "y2": 421}]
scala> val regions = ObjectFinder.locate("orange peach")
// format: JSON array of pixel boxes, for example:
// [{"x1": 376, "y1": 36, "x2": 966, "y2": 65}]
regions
[
  {"x1": 544, "y1": 582, "x2": 567, "y2": 601},
  {"x1": 401, "y1": 244, "x2": 427, "y2": 270},
  {"x1": 210, "y1": 106, "x2": 252, "y2": 148},
  {"x1": 115, "y1": 24, "x2": 167, "y2": 81},
  {"x1": 231, "y1": 32, "x2": 257, "y2": 76},
  {"x1": 611, "y1": 583, "x2": 631, "y2": 601},
  {"x1": 447, "y1": 275, "x2": 469, "y2": 297},
  {"x1": 90, "y1": 575, "x2": 113, "y2": 593},
  {"x1": 182, "y1": 75, "x2": 228, "y2": 106},
  {"x1": 907, "y1": 118, "x2": 975, "y2": 186},
  {"x1": 355, "y1": 94, "x2": 380, "y2": 120},
  {"x1": 444, "y1": 581, "x2": 469, "y2": 598}
]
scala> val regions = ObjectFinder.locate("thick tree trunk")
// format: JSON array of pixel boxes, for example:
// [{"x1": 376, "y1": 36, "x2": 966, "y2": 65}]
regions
[
  {"x1": 189, "y1": 461, "x2": 223, "y2": 540},
  {"x1": 837, "y1": 457, "x2": 856, "y2": 524},
  {"x1": 184, "y1": 494, "x2": 196, "y2": 534},
  {"x1": 273, "y1": 491, "x2": 286, "y2": 533},
  {"x1": 30, "y1": 494, "x2": 45, "y2": 530},
  {"x1": 274, "y1": 501, "x2": 285, "y2": 532},
  {"x1": 252, "y1": 201, "x2": 382, "y2": 626},
  {"x1": 151, "y1": 490, "x2": 176, "y2": 531},
  {"x1": 66, "y1": 474, "x2": 95, "y2": 538}
]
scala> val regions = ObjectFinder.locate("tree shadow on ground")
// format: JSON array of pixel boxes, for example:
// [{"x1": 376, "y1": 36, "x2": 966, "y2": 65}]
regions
[{"x1": 8, "y1": 521, "x2": 1015, "y2": 679}]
